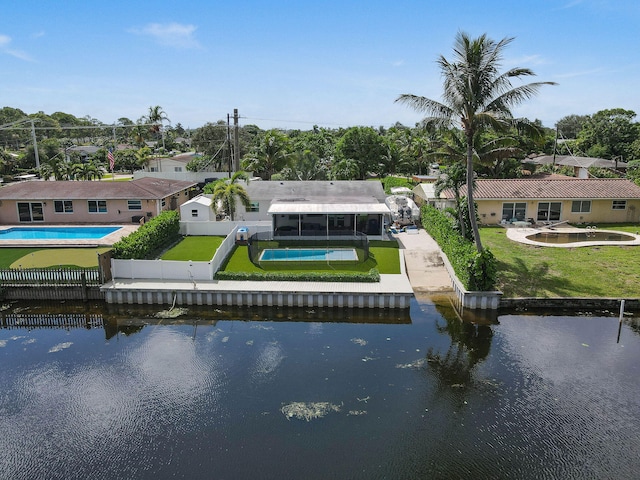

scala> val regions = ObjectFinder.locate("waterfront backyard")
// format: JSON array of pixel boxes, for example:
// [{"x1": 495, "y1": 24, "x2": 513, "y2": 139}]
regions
[{"x1": 481, "y1": 224, "x2": 640, "y2": 298}]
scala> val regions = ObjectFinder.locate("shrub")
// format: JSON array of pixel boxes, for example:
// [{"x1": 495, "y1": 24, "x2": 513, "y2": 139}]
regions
[
  {"x1": 112, "y1": 210, "x2": 181, "y2": 259},
  {"x1": 215, "y1": 268, "x2": 380, "y2": 283},
  {"x1": 421, "y1": 205, "x2": 497, "y2": 291}
]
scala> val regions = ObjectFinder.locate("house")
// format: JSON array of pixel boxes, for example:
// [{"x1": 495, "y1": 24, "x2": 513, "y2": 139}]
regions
[
  {"x1": 0, "y1": 177, "x2": 198, "y2": 224},
  {"x1": 203, "y1": 180, "x2": 391, "y2": 237},
  {"x1": 525, "y1": 155, "x2": 628, "y2": 179},
  {"x1": 441, "y1": 177, "x2": 640, "y2": 224}
]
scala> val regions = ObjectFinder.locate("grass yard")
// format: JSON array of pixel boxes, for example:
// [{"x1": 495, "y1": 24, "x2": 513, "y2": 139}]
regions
[
  {"x1": 0, "y1": 248, "x2": 110, "y2": 269},
  {"x1": 481, "y1": 224, "x2": 640, "y2": 298},
  {"x1": 221, "y1": 240, "x2": 401, "y2": 275},
  {"x1": 160, "y1": 236, "x2": 225, "y2": 261}
]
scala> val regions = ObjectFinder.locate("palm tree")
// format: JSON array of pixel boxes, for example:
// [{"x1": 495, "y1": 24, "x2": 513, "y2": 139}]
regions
[
  {"x1": 145, "y1": 106, "x2": 170, "y2": 149},
  {"x1": 208, "y1": 171, "x2": 251, "y2": 221},
  {"x1": 396, "y1": 32, "x2": 555, "y2": 252}
]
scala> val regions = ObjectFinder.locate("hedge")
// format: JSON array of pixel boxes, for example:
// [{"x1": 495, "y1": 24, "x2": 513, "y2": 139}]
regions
[
  {"x1": 421, "y1": 205, "x2": 497, "y2": 291},
  {"x1": 112, "y1": 210, "x2": 181, "y2": 259},
  {"x1": 215, "y1": 268, "x2": 380, "y2": 283}
]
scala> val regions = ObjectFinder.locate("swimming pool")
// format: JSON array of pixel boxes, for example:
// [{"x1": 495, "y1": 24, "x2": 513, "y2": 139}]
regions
[
  {"x1": 526, "y1": 230, "x2": 638, "y2": 245},
  {"x1": 259, "y1": 248, "x2": 358, "y2": 261},
  {"x1": 0, "y1": 226, "x2": 121, "y2": 240}
]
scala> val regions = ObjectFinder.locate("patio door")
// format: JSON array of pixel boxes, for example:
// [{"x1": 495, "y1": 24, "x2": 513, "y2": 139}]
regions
[
  {"x1": 537, "y1": 202, "x2": 561, "y2": 222},
  {"x1": 17, "y1": 202, "x2": 44, "y2": 222}
]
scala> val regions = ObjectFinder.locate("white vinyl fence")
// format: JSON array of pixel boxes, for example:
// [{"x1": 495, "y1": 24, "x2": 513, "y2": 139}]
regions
[{"x1": 111, "y1": 222, "x2": 272, "y2": 281}]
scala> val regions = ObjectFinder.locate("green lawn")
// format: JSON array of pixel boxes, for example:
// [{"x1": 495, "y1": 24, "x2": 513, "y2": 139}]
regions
[
  {"x1": 160, "y1": 236, "x2": 225, "y2": 261},
  {"x1": 221, "y1": 240, "x2": 401, "y2": 275},
  {"x1": 481, "y1": 224, "x2": 640, "y2": 298},
  {"x1": 0, "y1": 248, "x2": 110, "y2": 269}
]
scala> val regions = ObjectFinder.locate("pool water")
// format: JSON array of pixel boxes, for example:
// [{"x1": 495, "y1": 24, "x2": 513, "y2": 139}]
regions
[
  {"x1": 0, "y1": 226, "x2": 121, "y2": 240},
  {"x1": 259, "y1": 248, "x2": 358, "y2": 261},
  {"x1": 526, "y1": 230, "x2": 637, "y2": 244}
]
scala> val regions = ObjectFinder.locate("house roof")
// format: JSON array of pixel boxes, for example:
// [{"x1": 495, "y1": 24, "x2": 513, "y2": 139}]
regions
[
  {"x1": 0, "y1": 177, "x2": 198, "y2": 200},
  {"x1": 526, "y1": 155, "x2": 629, "y2": 169},
  {"x1": 246, "y1": 180, "x2": 387, "y2": 203},
  {"x1": 268, "y1": 197, "x2": 390, "y2": 215},
  {"x1": 245, "y1": 181, "x2": 388, "y2": 215},
  {"x1": 442, "y1": 178, "x2": 640, "y2": 200}
]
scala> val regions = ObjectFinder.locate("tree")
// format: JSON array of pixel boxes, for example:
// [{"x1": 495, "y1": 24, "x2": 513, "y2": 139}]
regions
[
  {"x1": 396, "y1": 32, "x2": 556, "y2": 252},
  {"x1": 555, "y1": 114, "x2": 589, "y2": 139},
  {"x1": 335, "y1": 126, "x2": 389, "y2": 179},
  {"x1": 241, "y1": 129, "x2": 291, "y2": 180},
  {"x1": 144, "y1": 105, "x2": 170, "y2": 149},
  {"x1": 576, "y1": 108, "x2": 638, "y2": 160},
  {"x1": 206, "y1": 171, "x2": 251, "y2": 221}
]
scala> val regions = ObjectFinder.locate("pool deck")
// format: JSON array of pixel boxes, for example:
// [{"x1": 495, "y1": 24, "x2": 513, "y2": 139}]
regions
[
  {"x1": 506, "y1": 225, "x2": 640, "y2": 247},
  {"x1": 0, "y1": 225, "x2": 139, "y2": 247}
]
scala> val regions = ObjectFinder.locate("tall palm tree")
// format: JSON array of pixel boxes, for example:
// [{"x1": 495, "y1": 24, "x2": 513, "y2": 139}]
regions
[
  {"x1": 396, "y1": 32, "x2": 555, "y2": 252},
  {"x1": 209, "y1": 171, "x2": 251, "y2": 221},
  {"x1": 145, "y1": 106, "x2": 170, "y2": 149}
]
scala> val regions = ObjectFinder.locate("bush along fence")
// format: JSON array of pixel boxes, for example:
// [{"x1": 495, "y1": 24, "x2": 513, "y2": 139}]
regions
[
  {"x1": 112, "y1": 210, "x2": 181, "y2": 259},
  {"x1": 421, "y1": 205, "x2": 501, "y2": 309}
]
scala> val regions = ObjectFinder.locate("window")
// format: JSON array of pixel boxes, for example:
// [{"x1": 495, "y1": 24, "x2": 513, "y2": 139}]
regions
[
  {"x1": 54, "y1": 200, "x2": 73, "y2": 213},
  {"x1": 88, "y1": 200, "x2": 107, "y2": 213},
  {"x1": 174, "y1": 167, "x2": 183, "y2": 172},
  {"x1": 161, "y1": 199, "x2": 166, "y2": 208},
  {"x1": 150, "y1": 167, "x2": 158, "y2": 172},
  {"x1": 247, "y1": 201, "x2": 259, "y2": 212},
  {"x1": 571, "y1": 200, "x2": 591, "y2": 213},
  {"x1": 17, "y1": 202, "x2": 44, "y2": 222},
  {"x1": 127, "y1": 200, "x2": 142, "y2": 210},
  {"x1": 502, "y1": 202, "x2": 527, "y2": 221},
  {"x1": 537, "y1": 202, "x2": 561, "y2": 222},
  {"x1": 191, "y1": 209, "x2": 198, "y2": 218},
  {"x1": 612, "y1": 200, "x2": 627, "y2": 210}
]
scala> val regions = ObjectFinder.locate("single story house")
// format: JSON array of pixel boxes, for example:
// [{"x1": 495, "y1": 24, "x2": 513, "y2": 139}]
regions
[
  {"x1": 0, "y1": 177, "x2": 198, "y2": 224},
  {"x1": 216, "y1": 180, "x2": 391, "y2": 237},
  {"x1": 441, "y1": 177, "x2": 640, "y2": 224},
  {"x1": 525, "y1": 155, "x2": 628, "y2": 179}
]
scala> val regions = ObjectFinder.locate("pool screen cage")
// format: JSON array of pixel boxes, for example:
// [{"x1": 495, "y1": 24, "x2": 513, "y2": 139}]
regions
[{"x1": 247, "y1": 231, "x2": 370, "y2": 265}]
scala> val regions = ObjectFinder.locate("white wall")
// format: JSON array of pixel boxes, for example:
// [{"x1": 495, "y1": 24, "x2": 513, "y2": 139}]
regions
[{"x1": 133, "y1": 171, "x2": 230, "y2": 182}]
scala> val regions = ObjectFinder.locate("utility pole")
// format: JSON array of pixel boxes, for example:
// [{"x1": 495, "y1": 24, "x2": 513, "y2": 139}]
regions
[
  {"x1": 30, "y1": 119, "x2": 40, "y2": 169},
  {"x1": 233, "y1": 109, "x2": 240, "y2": 172},
  {"x1": 227, "y1": 113, "x2": 232, "y2": 177}
]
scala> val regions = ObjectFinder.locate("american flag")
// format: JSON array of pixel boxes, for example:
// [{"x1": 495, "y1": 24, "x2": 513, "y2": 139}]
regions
[{"x1": 107, "y1": 149, "x2": 115, "y2": 171}]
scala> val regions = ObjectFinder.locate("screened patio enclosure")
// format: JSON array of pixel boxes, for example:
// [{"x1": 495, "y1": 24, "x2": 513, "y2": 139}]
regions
[{"x1": 268, "y1": 199, "x2": 390, "y2": 237}]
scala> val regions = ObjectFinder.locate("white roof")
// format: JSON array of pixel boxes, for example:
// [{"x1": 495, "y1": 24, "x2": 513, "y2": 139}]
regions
[
  {"x1": 182, "y1": 194, "x2": 212, "y2": 207},
  {"x1": 268, "y1": 202, "x2": 390, "y2": 215}
]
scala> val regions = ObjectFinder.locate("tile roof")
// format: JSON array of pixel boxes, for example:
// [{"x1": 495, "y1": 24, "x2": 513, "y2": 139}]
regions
[
  {"x1": 0, "y1": 177, "x2": 197, "y2": 200},
  {"x1": 442, "y1": 178, "x2": 640, "y2": 200}
]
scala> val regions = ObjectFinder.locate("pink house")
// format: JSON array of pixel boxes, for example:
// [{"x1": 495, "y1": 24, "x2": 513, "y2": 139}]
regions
[{"x1": 0, "y1": 177, "x2": 198, "y2": 224}]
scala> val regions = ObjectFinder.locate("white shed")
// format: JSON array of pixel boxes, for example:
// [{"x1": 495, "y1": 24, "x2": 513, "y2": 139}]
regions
[{"x1": 180, "y1": 194, "x2": 216, "y2": 221}]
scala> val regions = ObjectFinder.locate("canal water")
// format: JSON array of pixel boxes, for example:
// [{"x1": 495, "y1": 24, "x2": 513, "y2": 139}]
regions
[{"x1": 1, "y1": 298, "x2": 639, "y2": 479}]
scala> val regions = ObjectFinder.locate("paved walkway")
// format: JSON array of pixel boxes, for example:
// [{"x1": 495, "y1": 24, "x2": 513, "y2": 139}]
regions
[{"x1": 392, "y1": 229, "x2": 453, "y2": 293}]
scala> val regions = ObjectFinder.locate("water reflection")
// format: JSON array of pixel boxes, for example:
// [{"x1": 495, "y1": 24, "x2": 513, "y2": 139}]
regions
[{"x1": 1, "y1": 299, "x2": 639, "y2": 479}]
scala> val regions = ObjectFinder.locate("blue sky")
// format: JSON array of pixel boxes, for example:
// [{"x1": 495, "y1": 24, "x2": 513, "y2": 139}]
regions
[{"x1": 2, "y1": 0, "x2": 639, "y2": 131}]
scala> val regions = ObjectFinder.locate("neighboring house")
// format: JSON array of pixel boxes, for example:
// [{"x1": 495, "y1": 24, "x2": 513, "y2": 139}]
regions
[
  {"x1": 413, "y1": 183, "x2": 450, "y2": 210},
  {"x1": 179, "y1": 194, "x2": 217, "y2": 222},
  {"x1": 526, "y1": 155, "x2": 628, "y2": 179},
  {"x1": 234, "y1": 180, "x2": 390, "y2": 237},
  {"x1": 0, "y1": 177, "x2": 198, "y2": 224},
  {"x1": 441, "y1": 178, "x2": 640, "y2": 224}
]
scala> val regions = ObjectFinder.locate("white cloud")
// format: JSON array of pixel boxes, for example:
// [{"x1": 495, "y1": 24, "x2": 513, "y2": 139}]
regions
[
  {"x1": 0, "y1": 33, "x2": 33, "y2": 61},
  {"x1": 129, "y1": 22, "x2": 201, "y2": 49}
]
